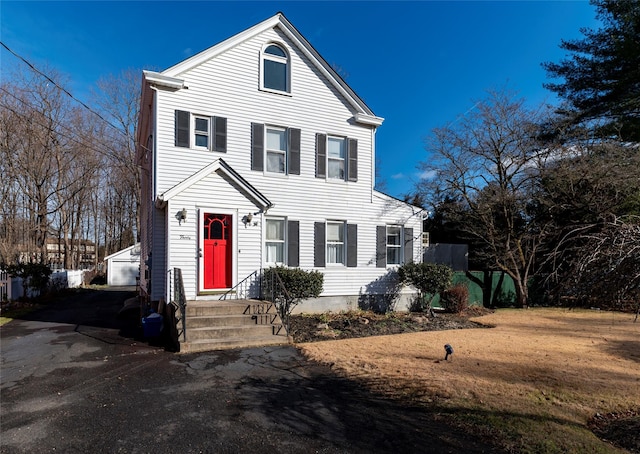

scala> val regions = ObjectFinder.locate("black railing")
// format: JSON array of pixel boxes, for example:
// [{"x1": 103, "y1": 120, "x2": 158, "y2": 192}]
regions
[
  {"x1": 262, "y1": 269, "x2": 293, "y2": 334},
  {"x1": 219, "y1": 270, "x2": 259, "y2": 300},
  {"x1": 170, "y1": 268, "x2": 187, "y2": 342}
]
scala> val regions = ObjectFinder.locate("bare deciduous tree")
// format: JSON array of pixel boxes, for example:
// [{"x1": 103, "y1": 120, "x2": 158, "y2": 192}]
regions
[{"x1": 417, "y1": 88, "x2": 553, "y2": 307}]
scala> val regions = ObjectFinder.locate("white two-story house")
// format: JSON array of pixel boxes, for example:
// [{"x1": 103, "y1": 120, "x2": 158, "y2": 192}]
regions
[{"x1": 136, "y1": 13, "x2": 423, "y2": 331}]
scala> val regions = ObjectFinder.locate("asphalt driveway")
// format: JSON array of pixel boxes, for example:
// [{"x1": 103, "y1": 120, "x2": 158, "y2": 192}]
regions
[{"x1": 1, "y1": 288, "x2": 502, "y2": 453}]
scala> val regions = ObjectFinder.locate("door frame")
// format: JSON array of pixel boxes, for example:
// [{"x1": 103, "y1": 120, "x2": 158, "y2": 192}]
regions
[{"x1": 198, "y1": 208, "x2": 237, "y2": 293}]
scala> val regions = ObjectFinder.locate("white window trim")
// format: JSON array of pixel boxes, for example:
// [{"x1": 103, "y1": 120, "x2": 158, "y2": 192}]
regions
[
  {"x1": 265, "y1": 125, "x2": 287, "y2": 175},
  {"x1": 193, "y1": 114, "x2": 210, "y2": 151},
  {"x1": 327, "y1": 135, "x2": 346, "y2": 181},
  {"x1": 264, "y1": 216, "x2": 287, "y2": 266},
  {"x1": 326, "y1": 220, "x2": 346, "y2": 266},
  {"x1": 386, "y1": 225, "x2": 404, "y2": 266},
  {"x1": 259, "y1": 42, "x2": 292, "y2": 95}
]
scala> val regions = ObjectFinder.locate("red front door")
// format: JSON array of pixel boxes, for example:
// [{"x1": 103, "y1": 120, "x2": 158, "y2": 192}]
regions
[{"x1": 203, "y1": 213, "x2": 232, "y2": 289}]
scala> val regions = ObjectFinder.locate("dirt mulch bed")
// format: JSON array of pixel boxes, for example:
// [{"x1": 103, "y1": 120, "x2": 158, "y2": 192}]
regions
[
  {"x1": 289, "y1": 306, "x2": 493, "y2": 344},
  {"x1": 589, "y1": 410, "x2": 640, "y2": 454}
]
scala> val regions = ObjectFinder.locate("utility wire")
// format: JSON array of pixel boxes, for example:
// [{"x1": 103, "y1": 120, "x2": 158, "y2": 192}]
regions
[
  {"x1": 1, "y1": 41, "x2": 153, "y2": 156},
  {"x1": 1, "y1": 40, "x2": 126, "y2": 137},
  {"x1": 0, "y1": 86, "x2": 125, "y2": 162}
]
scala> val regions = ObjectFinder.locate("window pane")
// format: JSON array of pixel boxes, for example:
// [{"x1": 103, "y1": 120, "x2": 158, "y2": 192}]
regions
[
  {"x1": 266, "y1": 151, "x2": 285, "y2": 173},
  {"x1": 266, "y1": 243, "x2": 284, "y2": 263},
  {"x1": 328, "y1": 137, "x2": 345, "y2": 158},
  {"x1": 387, "y1": 246, "x2": 401, "y2": 265},
  {"x1": 266, "y1": 129, "x2": 286, "y2": 150},
  {"x1": 195, "y1": 134, "x2": 208, "y2": 148},
  {"x1": 264, "y1": 60, "x2": 287, "y2": 91},
  {"x1": 265, "y1": 45, "x2": 286, "y2": 57},
  {"x1": 326, "y1": 223, "x2": 343, "y2": 241},
  {"x1": 327, "y1": 244, "x2": 344, "y2": 264},
  {"x1": 387, "y1": 227, "x2": 401, "y2": 245},
  {"x1": 328, "y1": 159, "x2": 344, "y2": 179},
  {"x1": 195, "y1": 118, "x2": 208, "y2": 132},
  {"x1": 266, "y1": 219, "x2": 284, "y2": 240}
]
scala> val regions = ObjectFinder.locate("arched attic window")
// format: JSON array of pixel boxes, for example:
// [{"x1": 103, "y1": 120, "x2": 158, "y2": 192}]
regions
[{"x1": 261, "y1": 43, "x2": 290, "y2": 93}]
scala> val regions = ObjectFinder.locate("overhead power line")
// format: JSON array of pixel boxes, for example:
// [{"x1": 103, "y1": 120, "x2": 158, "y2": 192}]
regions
[{"x1": 0, "y1": 40, "x2": 126, "y2": 137}]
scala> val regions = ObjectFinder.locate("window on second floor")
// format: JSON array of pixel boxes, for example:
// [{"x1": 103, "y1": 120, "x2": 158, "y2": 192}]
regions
[
  {"x1": 174, "y1": 110, "x2": 227, "y2": 152},
  {"x1": 251, "y1": 123, "x2": 300, "y2": 175},
  {"x1": 315, "y1": 133, "x2": 357, "y2": 182},
  {"x1": 261, "y1": 43, "x2": 289, "y2": 93},
  {"x1": 266, "y1": 127, "x2": 287, "y2": 173},
  {"x1": 327, "y1": 136, "x2": 345, "y2": 180}
]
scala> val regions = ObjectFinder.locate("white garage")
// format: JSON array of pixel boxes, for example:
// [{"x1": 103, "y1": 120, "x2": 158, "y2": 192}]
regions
[{"x1": 105, "y1": 243, "x2": 140, "y2": 286}]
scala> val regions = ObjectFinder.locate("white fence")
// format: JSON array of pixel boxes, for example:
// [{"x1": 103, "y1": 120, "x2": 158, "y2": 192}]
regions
[{"x1": 1, "y1": 269, "x2": 86, "y2": 301}]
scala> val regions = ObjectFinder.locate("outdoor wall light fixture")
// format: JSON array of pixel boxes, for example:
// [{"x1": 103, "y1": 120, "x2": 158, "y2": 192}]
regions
[{"x1": 177, "y1": 208, "x2": 187, "y2": 225}]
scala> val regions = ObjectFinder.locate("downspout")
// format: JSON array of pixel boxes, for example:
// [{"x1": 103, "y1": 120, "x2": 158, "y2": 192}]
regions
[{"x1": 371, "y1": 126, "x2": 377, "y2": 204}]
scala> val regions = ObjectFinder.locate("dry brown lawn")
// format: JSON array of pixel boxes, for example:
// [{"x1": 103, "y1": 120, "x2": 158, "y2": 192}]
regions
[{"x1": 298, "y1": 308, "x2": 640, "y2": 453}]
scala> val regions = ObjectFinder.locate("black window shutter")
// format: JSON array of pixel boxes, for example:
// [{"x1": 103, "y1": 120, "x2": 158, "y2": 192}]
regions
[
  {"x1": 287, "y1": 220, "x2": 299, "y2": 267},
  {"x1": 251, "y1": 123, "x2": 264, "y2": 171},
  {"x1": 213, "y1": 116, "x2": 227, "y2": 152},
  {"x1": 376, "y1": 225, "x2": 386, "y2": 268},
  {"x1": 347, "y1": 223, "x2": 357, "y2": 267},
  {"x1": 404, "y1": 227, "x2": 414, "y2": 264},
  {"x1": 175, "y1": 110, "x2": 190, "y2": 148},
  {"x1": 315, "y1": 133, "x2": 326, "y2": 178},
  {"x1": 288, "y1": 128, "x2": 301, "y2": 175},
  {"x1": 314, "y1": 222, "x2": 325, "y2": 267},
  {"x1": 347, "y1": 138, "x2": 358, "y2": 182}
]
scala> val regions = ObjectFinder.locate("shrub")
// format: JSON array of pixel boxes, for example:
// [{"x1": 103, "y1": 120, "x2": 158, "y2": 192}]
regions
[
  {"x1": 398, "y1": 262, "x2": 453, "y2": 312},
  {"x1": 5, "y1": 263, "x2": 52, "y2": 299},
  {"x1": 263, "y1": 267, "x2": 323, "y2": 331},
  {"x1": 441, "y1": 283, "x2": 469, "y2": 313}
]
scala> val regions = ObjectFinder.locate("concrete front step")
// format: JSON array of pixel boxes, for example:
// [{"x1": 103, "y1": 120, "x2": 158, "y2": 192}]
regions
[
  {"x1": 186, "y1": 313, "x2": 279, "y2": 329},
  {"x1": 186, "y1": 324, "x2": 277, "y2": 341},
  {"x1": 186, "y1": 300, "x2": 276, "y2": 317},
  {"x1": 179, "y1": 299, "x2": 285, "y2": 352},
  {"x1": 180, "y1": 334, "x2": 289, "y2": 353}
]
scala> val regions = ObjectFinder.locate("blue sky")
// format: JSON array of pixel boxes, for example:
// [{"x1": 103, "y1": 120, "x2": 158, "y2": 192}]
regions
[{"x1": 1, "y1": 1, "x2": 599, "y2": 198}]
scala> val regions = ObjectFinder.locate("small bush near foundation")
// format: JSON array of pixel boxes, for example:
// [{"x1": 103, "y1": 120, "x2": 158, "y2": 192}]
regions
[{"x1": 441, "y1": 283, "x2": 469, "y2": 313}]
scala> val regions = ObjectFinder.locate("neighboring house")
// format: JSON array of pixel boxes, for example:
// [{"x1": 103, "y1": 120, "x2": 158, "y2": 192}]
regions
[
  {"x1": 136, "y1": 13, "x2": 423, "y2": 315},
  {"x1": 104, "y1": 244, "x2": 140, "y2": 286}
]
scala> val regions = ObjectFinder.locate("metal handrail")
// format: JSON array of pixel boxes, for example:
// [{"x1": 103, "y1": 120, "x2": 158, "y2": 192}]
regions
[
  {"x1": 219, "y1": 270, "x2": 259, "y2": 300},
  {"x1": 263, "y1": 269, "x2": 294, "y2": 334},
  {"x1": 170, "y1": 268, "x2": 187, "y2": 342}
]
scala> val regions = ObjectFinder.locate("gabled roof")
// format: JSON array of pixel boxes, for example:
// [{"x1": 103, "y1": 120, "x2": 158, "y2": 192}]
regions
[
  {"x1": 104, "y1": 243, "x2": 140, "y2": 261},
  {"x1": 145, "y1": 12, "x2": 383, "y2": 126},
  {"x1": 156, "y1": 158, "x2": 272, "y2": 211}
]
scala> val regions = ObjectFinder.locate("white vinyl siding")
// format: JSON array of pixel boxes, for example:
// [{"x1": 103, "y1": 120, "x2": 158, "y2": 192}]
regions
[{"x1": 148, "y1": 26, "x2": 422, "y2": 304}]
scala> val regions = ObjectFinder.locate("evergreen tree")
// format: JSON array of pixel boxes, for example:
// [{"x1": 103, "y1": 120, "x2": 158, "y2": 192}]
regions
[{"x1": 543, "y1": 0, "x2": 640, "y2": 141}]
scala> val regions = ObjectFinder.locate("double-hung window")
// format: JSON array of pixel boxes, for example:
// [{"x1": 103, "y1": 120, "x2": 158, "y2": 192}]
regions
[
  {"x1": 376, "y1": 225, "x2": 414, "y2": 268},
  {"x1": 266, "y1": 127, "x2": 287, "y2": 174},
  {"x1": 327, "y1": 137, "x2": 346, "y2": 180},
  {"x1": 315, "y1": 134, "x2": 357, "y2": 182},
  {"x1": 262, "y1": 44, "x2": 289, "y2": 93},
  {"x1": 174, "y1": 110, "x2": 227, "y2": 152},
  {"x1": 265, "y1": 218, "x2": 285, "y2": 264},
  {"x1": 251, "y1": 124, "x2": 300, "y2": 175},
  {"x1": 326, "y1": 221, "x2": 345, "y2": 265},
  {"x1": 194, "y1": 116, "x2": 210, "y2": 149},
  {"x1": 386, "y1": 226, "x2": 403, "y2": 265}
]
